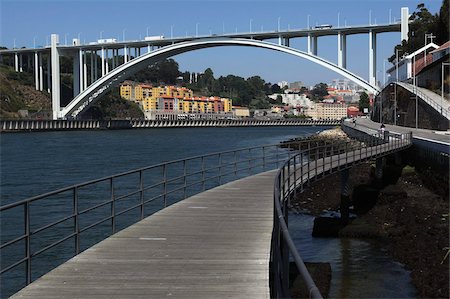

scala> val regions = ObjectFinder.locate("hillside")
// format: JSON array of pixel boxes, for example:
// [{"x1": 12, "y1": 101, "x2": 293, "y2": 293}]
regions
[
  {"x1": 0, "y1": 65, "x2": 52, "y2": 119},
  {"x1": 0, "y1": 65, "x2": 143, "y2": 120}
]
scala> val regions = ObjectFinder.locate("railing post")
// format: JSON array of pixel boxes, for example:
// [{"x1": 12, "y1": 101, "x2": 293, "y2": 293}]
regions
[
  {"x1": 287, "y1": 159, "x2": 291, "y2": 207},
  {"x1": 24, "y1": 202, "x2": 31, "y2": 285},
  {"x1": 262, "y1": 146, "x2": 266, "y2": 170},
  {"x1": 163, "y1": 164, "x2": 168, "y2": 207},
  {"x1": 73, "y1": 187, "x2": 80, "y2": 255},
  {"x1": 183, "y1": 160, "x2": 187, "y2": 199},
  {"x1": 139, "y1": 170, "x2": 144, "y2": 219},
  {"x1": 218, "y1": 153, "x2": 222, "y2": 186},
  {"x1": 201, "y1": 156, "x2": 205, "y2": 191},
  {"x1": 307, "y1": 142, "x2": 310, "y2": 185},
  {"x1": 322, "y1": 141, "x2": 326, "y2": 176},
  {"x1": 110, "y1": 177, "x2": 116, "y2": 234},
  {"x1": 330, "y1": 140, "x2": 334, "y2": 173}
]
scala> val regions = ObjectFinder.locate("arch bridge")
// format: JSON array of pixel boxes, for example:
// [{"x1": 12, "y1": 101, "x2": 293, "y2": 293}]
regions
[{"x1": 0, "y1": 8, "x2": 410, "y2": 119}]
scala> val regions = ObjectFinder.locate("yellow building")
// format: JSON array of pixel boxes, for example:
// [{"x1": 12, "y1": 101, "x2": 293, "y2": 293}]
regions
[
  {"x1": 134, "y1": 84, "x2": 152, "y2": 101},
  {"x1": 142, "y1": 98, "x2": 158, "y2": 111},
  {"x1": 305, "y1": 103, "x2": 347, "y2": 120},
  {"x1": 120, "y1": 82, "x2": 133, "y2": 100}
]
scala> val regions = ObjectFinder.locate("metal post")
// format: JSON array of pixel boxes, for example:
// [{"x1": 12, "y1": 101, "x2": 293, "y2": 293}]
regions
[
  {"x1": 24, "y1": 202, "x2": 31, "y2": 285},
  {"x1": 73, "y1": 187, "x2": 80, "y2": 254},
  {"x1": 139, "y1": 170, "x2": 144, "y2": 219},
  {"x1": 110, "y1": 177, "x2": 116, "y2": 234},
  {"x1": 163, "y1": 164, "x2": 167, "y2": 207}
]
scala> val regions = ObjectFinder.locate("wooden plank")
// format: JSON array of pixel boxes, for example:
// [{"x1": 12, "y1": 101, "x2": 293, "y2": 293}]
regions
[{"x1": 12, "y1": 170, "x2": 277, "y2": 299}]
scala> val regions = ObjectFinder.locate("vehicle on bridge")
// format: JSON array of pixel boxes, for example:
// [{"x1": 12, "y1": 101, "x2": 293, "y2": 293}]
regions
[
  {"x1": 314, "y1": 24, "x2": 333, "y2": 29},
  {"x1": 144, "y1": 35, "x2": 165, "y2": 41},
  {"x1": 97, "y1": 38, "x2": 117, "y2": 44}
]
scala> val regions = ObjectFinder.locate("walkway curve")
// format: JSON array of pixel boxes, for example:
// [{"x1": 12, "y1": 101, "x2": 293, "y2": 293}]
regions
[
  {"x1": 11, "y1": 170, "x2": 277, "y2": 298},
  {"x1": 61, "y1": 38, "x2": 380, "y2": 118}
]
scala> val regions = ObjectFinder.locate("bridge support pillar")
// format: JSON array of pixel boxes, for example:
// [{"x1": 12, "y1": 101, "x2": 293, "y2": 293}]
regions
[
  {"x1": 340, "y1": 168, "x2": 351, "y2": 224},
  {"x1": 50, "y1": 34, "x2": 61, "y2": 120},
  {"x1": 105, "y1": 49, "x2": 109, "y2": 74},
  {"x1": 90, "y1": 51, "x2": 94, "y2": 84},
  {"x1": 338, "y1": 32, "x2": 347, "y2": 68},
  {"x1": 401, "y1": 7, "x2": 409, "y2": 42},
  {"x1": 375, "y1": 158, "x2": 383, "y2": 184},
  {"x1": 39, "y1": 53, "x2": 43, "y2": 91},
  {"x1": 94, "y1": 51, "x2": 98, "y2": 81},
  {"x1": 83, "y1": 51, "x2": 88, "y2": 90},
  {"x1": 73, "y1": 51, "x2": 80, "y2": 96},
  {"x1": 19, "y1": 54, "x2": 23, "y2": 72},
  {"x1": 79, "y1": 49, "x2": 84, "y2": 92},
  {"x1": 34, "y1": 51, "x2": 39, "y2": 90},
  {"x1": 124, "y1": 45, "x2": 128, "y2": 63},
  {"x1": 47, "y1": 53, "x2": 51, "y2": 93},
  {"x1": 14, "y1": 52, "x2": 19, "y2": 72},
  {"x1": 369, "y1": 30, "x2": 377, "y2": 87},
  {"x1": 101, "y1": 47, "x2": 105, "y2": 76}
]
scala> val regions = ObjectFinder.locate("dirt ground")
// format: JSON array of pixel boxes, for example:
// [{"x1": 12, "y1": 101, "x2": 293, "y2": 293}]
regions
[{"x1": 291, "y1": 162, "x2": 449, "y2": 298}]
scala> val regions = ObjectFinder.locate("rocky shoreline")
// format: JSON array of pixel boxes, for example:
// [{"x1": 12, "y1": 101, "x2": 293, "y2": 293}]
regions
[{"x1": 289, "y1": 127, "x2": 449, "y2": 298}]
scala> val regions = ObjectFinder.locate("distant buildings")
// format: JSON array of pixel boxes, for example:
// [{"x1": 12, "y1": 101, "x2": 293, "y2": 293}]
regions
[{"x1": 120, "y1": 82, "x2": 233, "y2": 120}]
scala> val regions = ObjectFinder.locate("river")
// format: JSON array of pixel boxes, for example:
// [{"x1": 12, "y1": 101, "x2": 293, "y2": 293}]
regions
[{"x1": 0, "y1": 126, "x2": 415, "y2": 298}]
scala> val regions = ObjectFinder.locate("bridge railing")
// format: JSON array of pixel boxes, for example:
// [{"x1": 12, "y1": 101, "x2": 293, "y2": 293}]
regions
[
  {"x1": 0, "y1": 139, "x2": 313, "y2": 298},
  {"x1": 271, "y1": 129, "x2": 412, "y2": 298}
]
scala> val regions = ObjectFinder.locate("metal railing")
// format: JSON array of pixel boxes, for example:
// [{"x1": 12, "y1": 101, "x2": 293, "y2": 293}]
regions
[
  {"x1": 271, "y1": 128, "x2": 413, "y2": 298},
  {"x1": 396, "y1": 81, "x2": 450, "y2": 120},
  {"x1": 0, "y1": 139, "x2": 311, "y2": 298},
  {"x1": 0, "y1": 128, "x2": 413, "y2": 299}
]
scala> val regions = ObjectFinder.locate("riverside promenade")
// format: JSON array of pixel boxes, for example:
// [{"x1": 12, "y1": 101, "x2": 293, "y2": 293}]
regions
[{"x1": 11, "y1": 171, "x2": 277, "y2": 298}]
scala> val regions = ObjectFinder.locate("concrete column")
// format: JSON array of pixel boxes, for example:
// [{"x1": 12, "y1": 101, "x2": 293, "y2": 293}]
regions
[
  {"x1": 50, "y1": 34, "x2": 61, "y2": 119},
  {"x1": 47, "y1": 54, "x2": 51, "y2": 93},
  {"x1": 312, "y1": 36, "x2": 318, "y2": 55},
  {"x1": 73, "y1": 51, "x2": 80, "y2": 96},
  {"x1": 79, "y1": 49, "x2": 84, "y2": 92},
  {"x1": 340, "y1": 168, "x2": 351, "y2": 224},
  {"x1": 94, "y1": 51, "x2": 98, "y2": 80},
  {"x1": 124, "y1": 46, "x2": 128, "y2": 63},
  {"x1": 338, "y1": 32, "x2": 347, "y2": 69},
  {"x1": 147, "y1": 44, "x2": 151, "y2": 53},
  {"x1": 83, "y1": 51, "x2": 87, "y2": 89},
  {"x1": 278, "y1": 35, "x2": 282, "y2": 46},
  {"x1": 39, "y1": 53, "x2": 43, "y2": 91},
  {"x1": 401, "y1": 7, "x2": 409, "y2": 42},
  {"x1": 369, "y1": 30, "x2": 377, "y2": 86},
  {"x1": 19, "y1": 54, "x2": 23, "y2": 72},
  {"x1": 101, "y1": 47, "x2": 105, "y2": 76},
  {"x1": 14, "y1": 53, "x2": 19, "y2": 71},
  {"x1": 137, "y1": 47, "x2": 141, "y2": 56},
  {"x1": 111, "y1": 49, "x2": 116, "y2": 69},
  {"x1": 90, "y1": 51, "x2": 94, "y2": 84},
  {"x1": 34, "y1": 52, "x2": 39, "y2": 90},
  {"x1": 105, "y1": 49, "x2": 109, "y2": 74},
  {"x1": 284, "y1": 38, "x2": 290, "y2": 47}
]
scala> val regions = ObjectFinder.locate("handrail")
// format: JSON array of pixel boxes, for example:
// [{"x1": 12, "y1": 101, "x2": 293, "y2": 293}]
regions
[
  {"x1": 396, "y1": 81, "x2": 450, "y2": 120},
  {"x1": 271, "y1": 124, "x2": 413, "y2": 298},
  {"x1": 0, "y1": 138, "x2": 310, "y2": 297},
  {"x1": 0, "y1": 128, "x2": 413, "y2": 298}
]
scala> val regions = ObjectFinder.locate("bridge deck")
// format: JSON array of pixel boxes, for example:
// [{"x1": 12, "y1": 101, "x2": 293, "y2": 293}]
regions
[{"x1": 12, "y1": 171, "x2": 276, "y2": 298}]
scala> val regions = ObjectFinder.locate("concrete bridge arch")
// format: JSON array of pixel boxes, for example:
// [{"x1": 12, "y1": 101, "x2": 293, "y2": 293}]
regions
[{"x1": 60, "y1": 38, "x2": 380, "y2": 119}]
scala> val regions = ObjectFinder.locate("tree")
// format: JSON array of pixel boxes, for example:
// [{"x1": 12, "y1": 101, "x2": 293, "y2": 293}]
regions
[
  {"x1": 271, "y1": 84, "x2": 281, "y2": 94},
  {"x1": 389, "y1": 1, "x2": 447, "y2": 63},
  {"x1": 311, "y1": 83, "x2": 328, "y2": 101},
  {"x1": 359, "y1": 92, "x2": 370, "y2": 112}
]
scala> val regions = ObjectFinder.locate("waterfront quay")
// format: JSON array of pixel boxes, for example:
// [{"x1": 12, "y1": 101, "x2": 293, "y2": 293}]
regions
[{"x1": 0, "y1": 119, "x2": 340, "y2": 132}]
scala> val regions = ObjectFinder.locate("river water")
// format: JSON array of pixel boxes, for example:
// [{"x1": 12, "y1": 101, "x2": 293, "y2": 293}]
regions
[{"x1": 0, "y1": 126, "x2": 415, "y2": 298}]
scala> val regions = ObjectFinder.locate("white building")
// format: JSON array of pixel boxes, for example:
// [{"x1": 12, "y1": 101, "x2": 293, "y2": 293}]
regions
[
  {"x1": 277, "y1": 81, "x2": 289, "y2": 89},
  {"x1": 387, "y1": 43, "x2": 439, "y2": 83},
  {"x1": 268, "y1": 93, "x2": 314, "y2": 108}
]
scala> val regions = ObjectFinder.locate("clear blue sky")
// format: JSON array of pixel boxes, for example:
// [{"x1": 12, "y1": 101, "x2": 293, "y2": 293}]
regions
[{"x1": 0, "y1": 0, "x2": 443, "y2": 86}]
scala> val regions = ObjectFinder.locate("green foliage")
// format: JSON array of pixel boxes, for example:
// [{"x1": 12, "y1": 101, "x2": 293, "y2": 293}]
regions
[
  {"x1": 131, "y1": 58, "x2": 180, "y2": 84},
  {"x1": 359, "y1": 92, "x2": 370, "y2": 112},
  {"x1": 84, "y1": 89, "x2": 144, "y2": 119},
  {"x1": 389, "y1": 0, "x2": 448, "y2": 62},
  {"x1": 310, "y1": 82, "x2": 328, "y2": 101}
]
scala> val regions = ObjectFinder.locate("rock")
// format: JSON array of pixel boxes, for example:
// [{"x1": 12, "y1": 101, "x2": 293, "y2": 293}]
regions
[
  {"x1": 378, "y1": 184, "x2": 407, "y2": 204},
  {"x1": 312, "y1": 217, "x2": 345, "y2": 237}
]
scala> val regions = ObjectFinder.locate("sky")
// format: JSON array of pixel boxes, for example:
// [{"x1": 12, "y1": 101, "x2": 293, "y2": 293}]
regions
[{"x1": 0, "y1": 0, "x2": 443, "y2": 87}]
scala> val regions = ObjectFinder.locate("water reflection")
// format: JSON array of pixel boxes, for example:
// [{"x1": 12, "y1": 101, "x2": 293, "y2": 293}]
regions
[{"x1": 288, "y1": 212, "x2": 416, "y2": 298}]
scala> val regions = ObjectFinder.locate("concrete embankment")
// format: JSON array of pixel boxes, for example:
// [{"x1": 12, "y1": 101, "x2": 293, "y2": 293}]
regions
[{"x1": 0, "y1": 119, "x2": 340, "y2": 132}]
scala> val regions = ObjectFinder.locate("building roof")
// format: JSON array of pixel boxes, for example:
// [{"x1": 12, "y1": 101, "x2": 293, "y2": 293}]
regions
[
  {"x1": 430, "y1": 40, "x2": 450, "y2": 53},
  {"x1": 404, "y1": 43, "x2": 439, "y2": 59}
]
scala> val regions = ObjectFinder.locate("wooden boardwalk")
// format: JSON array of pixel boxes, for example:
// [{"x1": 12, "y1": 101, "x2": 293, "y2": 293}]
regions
[{"x1": 12, "y1": 170, "x2": 277, "y2": 298}]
